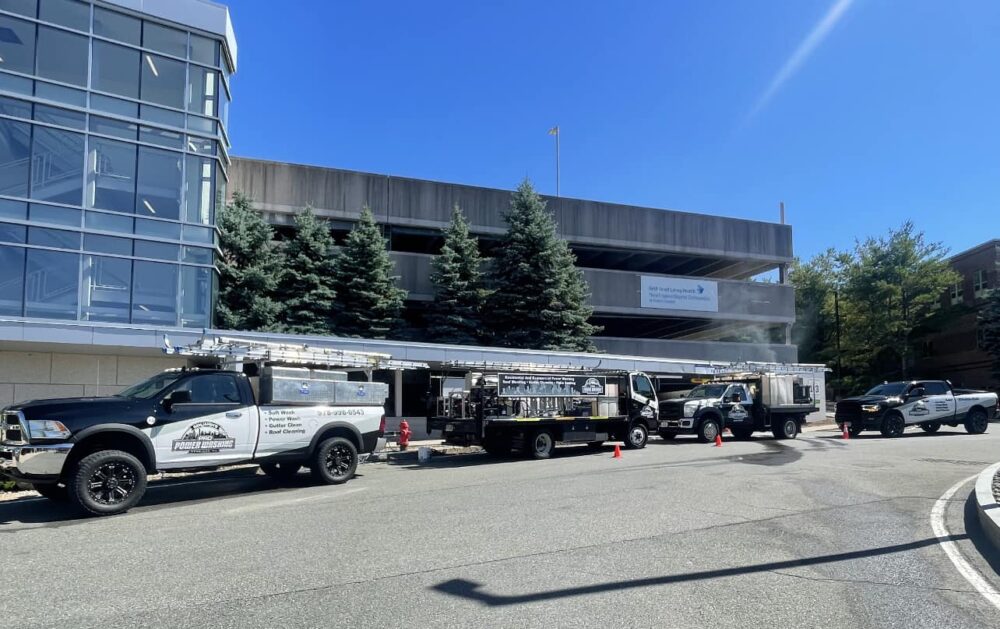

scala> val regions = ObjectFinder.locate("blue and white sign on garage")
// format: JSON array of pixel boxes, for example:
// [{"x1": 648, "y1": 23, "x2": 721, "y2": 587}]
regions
[{"x1": 640, "y1": 276, "x2": 719, "y2": 312}]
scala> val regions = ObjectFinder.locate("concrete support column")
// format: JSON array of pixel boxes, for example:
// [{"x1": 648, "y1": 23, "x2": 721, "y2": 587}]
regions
[
  {"x1": 778, "y1": 263, "x2": 788, "y2": 284},
  {"x1": 784, "y1": 323, "x2": 792, "y2": 345},
  {"x1": 393, "y1": 369, "x2": 403, "y2": 418}
]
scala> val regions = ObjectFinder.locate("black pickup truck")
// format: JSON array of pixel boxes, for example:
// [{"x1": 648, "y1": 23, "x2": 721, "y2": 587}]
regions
[{"x1": 835, "y1": 380, "x2": 998, "y2": 438}]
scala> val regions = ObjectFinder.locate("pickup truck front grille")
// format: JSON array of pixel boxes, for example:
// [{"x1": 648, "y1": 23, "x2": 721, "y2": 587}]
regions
[{"x1": 1, "y1": 412, "x2": 25, "y2": 444}]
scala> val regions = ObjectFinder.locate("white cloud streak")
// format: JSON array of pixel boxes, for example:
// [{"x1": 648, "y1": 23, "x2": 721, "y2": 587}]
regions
[{"x1": 749, "y1": 0, "x2": 855, "y2": 117}]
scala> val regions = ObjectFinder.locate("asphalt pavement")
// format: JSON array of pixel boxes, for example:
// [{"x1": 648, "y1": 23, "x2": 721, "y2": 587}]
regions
[{"x1": 4, "y1": 425, "x2": 1000, "y2": 628}]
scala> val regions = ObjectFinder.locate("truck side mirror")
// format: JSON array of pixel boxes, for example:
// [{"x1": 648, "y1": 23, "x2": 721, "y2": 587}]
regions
[{"x1": 163, "y1": 389, "x2": 192, "y2": 411}]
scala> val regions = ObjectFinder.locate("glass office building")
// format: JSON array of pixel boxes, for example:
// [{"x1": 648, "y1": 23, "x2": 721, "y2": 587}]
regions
[{"x1": 0, "y1": 0, "x2": 234, "y2": 328}]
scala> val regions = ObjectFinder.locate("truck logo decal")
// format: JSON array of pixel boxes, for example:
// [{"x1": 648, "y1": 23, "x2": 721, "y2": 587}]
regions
[
  {"x1": 172, "y1": 421, "x2": 236, "y2": 453},
  {"x1": 298, "y1": 382, "x2": 310, "y2": 395},
  {"x1": 581, "y1": 378, "x2": 604, "y2": 395},
  {"x1": 728, "y1": 406, "x2": 749, "y2": 421},
  {"x1": 908, "y1": 405, "x2": 930, "y2": 417},
  {"x1": 356, "y1": 386, "x2": 367, "y2": 398}
]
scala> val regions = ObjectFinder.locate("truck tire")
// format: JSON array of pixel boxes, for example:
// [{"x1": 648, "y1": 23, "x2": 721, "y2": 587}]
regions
[
  {"x1": 260, "y1": 461, "x2": 302, "y2": 481},
  {"x1": 697, "y1": 418, "x2": 720, "y2": 443},
  {"x1": 32, "y1": 483, "x2": 68, "y2": 502},
  {"x1": 528, "y1": 430, "x2": 555, "y2": 459},
  {"x1": 880, "y1": 412, "x2": 906, "y2": 438},
  {"x1": 311, "y1": 437, "x2": 358, "y2": 484},
  {"x1": 658, "y1": 431, "x2": 677, "y2": 441},
  {"x1": 68, "y1": 449, "x2": 147, "y2": 516},
  {"x1": 965, "y1": 408, "x2": 989, "y2": 435},
  {"x1": 624, "y1": 423, "x2": 648, "y2": 449},
  {"x1": 772, "y1": 417, "x2": 799, "y2": 440},
  {"x1": 919, "y1": 422, "x2": 941, "y2": 434},
  {"x1": 731, "y1": 426, "x2": 754, "y2": 441}
]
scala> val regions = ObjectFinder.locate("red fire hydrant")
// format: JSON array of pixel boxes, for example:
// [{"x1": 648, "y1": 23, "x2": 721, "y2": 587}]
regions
[{"x1": 398, "y1": 419, "x2": 412, "y2": 451}]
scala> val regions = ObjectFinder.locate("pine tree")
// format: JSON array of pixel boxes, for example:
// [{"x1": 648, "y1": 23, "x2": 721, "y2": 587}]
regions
[
  {"x1": 216, "y1": 192, "x2": 283, "y2": 331},
  {"x1": 276, "y1": 207, "x2": 338, "y2": 335},
  {"x1": 331, "y1": 206, "x2": 407, "y2": 338},
  {"x1": 486, "y1": 179, "x2": 600, "y2": 351},
  {"x1": 979, "y1": 288, "x2": 1000, "y2": 382},
  {"x1": 426, "y1": 205, "x2": 486, "y2": 345}
]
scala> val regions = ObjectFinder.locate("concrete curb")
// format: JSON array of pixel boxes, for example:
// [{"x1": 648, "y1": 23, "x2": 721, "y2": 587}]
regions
[{"x1": 974, "y1": 461, "x2": 1000, "y2": 551}]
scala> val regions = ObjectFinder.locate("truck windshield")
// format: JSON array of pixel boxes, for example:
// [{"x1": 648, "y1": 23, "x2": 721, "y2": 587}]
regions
[
  {"x1": 687, "y1": 384, "x2": 728, "y2": 399},
  {"x1": 117, "y1": 372, "x2": 185, "y2": 399},
  {"x1": 865, "y1": 383, "x2": 908, "y2": 397}
]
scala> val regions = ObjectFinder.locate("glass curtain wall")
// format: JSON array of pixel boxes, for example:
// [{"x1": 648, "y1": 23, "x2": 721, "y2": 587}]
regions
[{"x1": 0, "y1": 0, "x2": 232, "y2": 328}]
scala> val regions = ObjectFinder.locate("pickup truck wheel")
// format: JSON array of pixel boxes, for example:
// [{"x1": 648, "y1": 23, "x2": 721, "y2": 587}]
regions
[
  {"x1": 658, "y1": 431, "x2": 677, "y2": 440},
  {"x1": 260, "y1": 462, "x2": 302, "y2": 481},
  {"x1": 697, "y1": 418, "x2": 720, "y2": 443},
  {"x1": 69, "y1": 450, "x2": 147, "y2": 516},
  {"x1": 773, "y1": 418, "x2": 799, "y2": 440},
  {"x1": 880, "y1": 413, "x2": 906, "y2": 438},
  {"x1": 528, "y1": 430, "x2": 555, "y2": 459},
  {"x1": 32, "y1": 483, "x2": 68, "y2": 502},
  {"x1": 731, "y1": 426, "x2": 754, "y2": 441},
  {"x1": 624, "y1": 423, "x2": 648, "y2": 449},
  {"x1": 965, "y1": 409, "x2": 989, "y2": 435},
  {"x1": 919, "y1": 422, "x2": 941, "y2": 434},
  {"x1": 311, "y1": 437, "x2": 358, "y2": 484}
]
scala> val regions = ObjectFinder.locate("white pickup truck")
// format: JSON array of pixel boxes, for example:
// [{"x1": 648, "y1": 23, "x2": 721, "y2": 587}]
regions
[
  {"x1": 835, "y1": 379, "x2": 999, "y2": 438},
  {"x1": 0, "y1": 338, "x2": 411, "y2": 516}
]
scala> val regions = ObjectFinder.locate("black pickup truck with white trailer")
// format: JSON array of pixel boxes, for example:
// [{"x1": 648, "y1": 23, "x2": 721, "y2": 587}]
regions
[
  {"x1": 658, "y1": 373, "x2": 818, "y2": 442},
  {"x1": 835, "y1": 380, "x2": 998, "y2": 438},
  {"x1": 0, "y1": 337, "x2": 426, "y2": 516},
  {"x1": 427, "y1": 365, "x2": 660, "y2": 458}
]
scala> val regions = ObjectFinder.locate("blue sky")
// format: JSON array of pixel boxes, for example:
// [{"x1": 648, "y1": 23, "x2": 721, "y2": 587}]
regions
[{"x1": 226, "y1": 0, "x2": 1000, "y2": 261}]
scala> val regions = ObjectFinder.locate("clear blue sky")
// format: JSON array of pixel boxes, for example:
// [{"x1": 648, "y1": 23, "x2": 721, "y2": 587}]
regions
[{"x1": 226, "y1": 0, "x2": 1000, "y2": 261}]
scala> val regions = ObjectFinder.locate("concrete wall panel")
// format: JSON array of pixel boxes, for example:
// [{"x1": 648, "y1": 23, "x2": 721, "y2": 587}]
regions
[
  {"x1": 116, "y1": 356, "x2": 186, "y2": 385},
  {"x1": 51, "y1": 354, "x2": 119, "y2": 386},
  {"x1": 0, "y1": 352, "x2": 52, "y2": 384}
]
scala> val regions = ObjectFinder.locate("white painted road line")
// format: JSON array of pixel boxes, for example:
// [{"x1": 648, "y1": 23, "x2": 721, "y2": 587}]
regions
[
  {"x1": 224, "y1": 487, "x2": 367, "y2": 514},
  {"x1": 931, "y1": 474, "x2": 1000, "y2": 610}
]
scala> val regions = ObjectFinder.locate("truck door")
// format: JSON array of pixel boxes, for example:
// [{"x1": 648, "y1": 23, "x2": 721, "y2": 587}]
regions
[
  {"x1": 629, "y1": 373, "x2": 658, "y2": 422},
  {"x1": 917, "y1": 381, "x2": 955, "y2": 423},
  {"x1": 722, "y1": 385, "x2": 752, "y2": 425},
  {"x1": 148, "y1": 373, "x2": 256, "y2": 469}
]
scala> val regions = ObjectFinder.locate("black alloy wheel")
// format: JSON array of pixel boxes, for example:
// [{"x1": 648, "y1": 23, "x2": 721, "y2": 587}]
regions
[
  {"x1": 880, "y1": 413, "x2": 906, "y2": 438},
  {"x1": 311, "y1": 437, "x2": 358, "y2": 484},
  {"x1": 965, "y1": 409, "x2": 989, "y2": 435}
]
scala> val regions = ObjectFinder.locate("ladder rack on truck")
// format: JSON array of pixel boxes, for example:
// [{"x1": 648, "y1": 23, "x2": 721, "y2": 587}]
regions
[{"x1": 427, "y1": 362, "x2": 661, "y2": 459}]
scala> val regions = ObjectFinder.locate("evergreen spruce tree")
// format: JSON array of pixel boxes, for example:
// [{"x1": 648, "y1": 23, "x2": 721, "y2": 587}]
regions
[
  {"x1": 486, "y1": 179, "x2": 600, "y2": 351},
  {"x1": 331, "y1": 206, "x2": 407, "y2": 338},
  {"x1": 276, "y1": 207, "x2": 338, "y2": 335},
  {"x1": 216, "y1": 192, "x2": 283, "y2": 331},
  {"x1": 426, "y1": 205, "x2": 486, "y2": 344},
  {"x1": 979, "y1": 288, "x2": 1000, "y2": 382}
]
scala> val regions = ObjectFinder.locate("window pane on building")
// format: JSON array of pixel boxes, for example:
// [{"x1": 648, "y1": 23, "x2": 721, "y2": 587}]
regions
[
  {"x1": 136, "y1": 146, "x2": 181, "y2": 220},
  {"x1": 0, "y1": 118, "x2": 31, "y2": 197},
  {"x1": 180, "y1": 265, "x2": 210, "y2": 328},
  {"x1": 82, "y1": 255, "x2": 131, "y2": 322},
  {"x1": 89, "y1": 115, "x2": 138, "y2": 141},
  {"x1": 184, "y1": 155, "x2": 213, "y2": 224},
  {"x1": 0, "y1": 198, "x2": 26, "y2": 219},
  {"x1": 140, "y1": 104, "x2": 184, "y2": 128},
  {"x1": 38, "y1": 0, "x2": 89, "y2": 31},
  {"x1": 0, "y1": 221, "x2": 25, "y2": 243},
  {"x1": 88, "y1": 137, "x2": 136, "y2": 213},
  {"x1": 85, "y1": 210, "x2": 132, "y2": 233},
  {"x1": 33, "y1": 103, "x2": 85, "y2": 129},
  {"x1": 132, "y1": 260, "x2": 176, "y2": 324},
  {"x1": 35, "y1": 26, "x2": 87, "y2": 86},
  {"x1": 93, "y1": 41, "x2": 140, "y2": 99},
  {"x1": 187, "y1": 65, "x2": 218, "y2": 116},
  {"x1": 91, "y1": 93, "x2": 138, "y2": 118},
  {"x1": 94, "y1": 7, "x2": 140, "y2": 45},
  {"x1": 25, "y1": 248, "x2": 78, "y2": 319},
  {"x1": 181, "y1": 223, "x2": 212, "y2": 244},
  {"x1": 31, "y1": 126, "x2": 84, "y2": 204},
  {"x1": 143, "y1": 22, "x2": 186, "y2": 58},
  {"x1": 0, "y1": 95, "x2": 31, "y2": 118},
  {"x1": 0, "y1": 14, "x2": 35, "y2": 74},
  {"x1": 84, "y1": 233, "x2": 131, "y2": 256},
  {"x1": 135, "y1": 217, "x2": 180, "y2": 239},
  {"x1": 139, "y1": 125, "x2": 183, "y2": 149},
  {"x1": 29, "y1": 203, "x2": 79, "y2": 227},
  {"x1": 0, "y1": 244, "x2": 24, "y2": 315},
  {"x1": 181, "y1": 245, "x2": 211, "y2": 265},
  {"x1": 28, "y1": 226, "x2": 79, "y2": 248},
  {"x1": 0, "y1": 0, "x2": 37, "y2": 18},
  {"x1": 140, "y1": 52, "x2": 185, "y2": 110},
  {"x1": 33, "y1": 80, "x2": 86, "y2": 107},
  {"x1": 189, "y1": 35, "x2": 218, "y2": 66},
  {"x1": 133, "y1": 239, "x2": 178, "y2": 261}
]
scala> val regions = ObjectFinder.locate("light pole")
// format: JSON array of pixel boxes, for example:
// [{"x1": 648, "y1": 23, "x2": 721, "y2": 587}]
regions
[{"x1": 548, "y1": 126, "x2": 560, "y2": 197}]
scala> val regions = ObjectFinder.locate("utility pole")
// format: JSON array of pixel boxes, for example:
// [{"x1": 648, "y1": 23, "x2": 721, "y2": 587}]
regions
[
  {"x1": 834, "y1": 289, "x2": 843, "y2": 399},
  {"x1": 548, "y1": 126, "x2": 560, "y2": 197}
]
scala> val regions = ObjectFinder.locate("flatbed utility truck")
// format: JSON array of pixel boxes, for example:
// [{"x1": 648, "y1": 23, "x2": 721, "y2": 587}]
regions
[
  {"x1": 427, "y1": 362, "x2": 660, "y2": 458},
  {"x1": 658, "y1": 372, "x2": 818, "y2": 442}
]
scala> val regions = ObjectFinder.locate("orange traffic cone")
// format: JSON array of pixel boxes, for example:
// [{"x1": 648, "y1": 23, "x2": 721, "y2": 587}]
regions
[
  {"x1": 842, "y1": 424, "x2": 850, "y2": 440},
  {"x1": 714, "y1": 433, "x2": 723, "y2": 447},
  {"x1": 613, "y1": 444, "x2": 622, "y2": 458}
]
